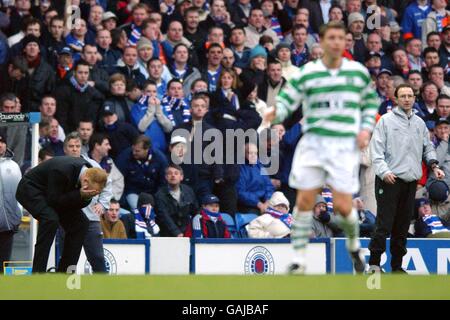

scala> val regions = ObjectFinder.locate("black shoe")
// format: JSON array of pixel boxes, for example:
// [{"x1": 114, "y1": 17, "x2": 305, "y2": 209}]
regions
[
  {"x1": 367, "y1": 265, "x2": 385, "y2": 274},
  {"x1": 287, "y1": 262, "x2": 306, "y2": 275},
  {"x1": 392, "y1": 268, "x2": 408, "y2": 274},
  {"x1": 350, "y1": 250, "x2": 366, "y2": 274}
]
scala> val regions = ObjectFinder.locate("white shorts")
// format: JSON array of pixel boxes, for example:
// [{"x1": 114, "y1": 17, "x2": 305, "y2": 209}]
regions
[{"x1": 288, "y1": 134, "x2": 360, "y2": 194}]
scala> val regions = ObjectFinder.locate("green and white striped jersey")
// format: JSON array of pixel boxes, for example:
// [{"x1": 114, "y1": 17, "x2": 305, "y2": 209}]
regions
[{"x1": 275, "y1": 58, "x2": 380, "y2": 137}]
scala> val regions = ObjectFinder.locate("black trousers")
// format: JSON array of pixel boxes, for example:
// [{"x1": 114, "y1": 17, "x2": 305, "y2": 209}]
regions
[
  {"x1": 16, "y1": 180, "x2": 89, "y2": 273},
  {"x1": 59, "y1": 221, "x2": 106, "y2": 273},
  {"x1": 369, "y1": 176, "x2": 417, "y2": 270},
  {"x1": 0, "y1": 231, "x2": 15, "y2": 273}
]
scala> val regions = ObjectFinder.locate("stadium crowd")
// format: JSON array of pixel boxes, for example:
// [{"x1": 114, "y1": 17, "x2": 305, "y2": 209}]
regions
[{"x1": 2, "y1": 0, "x2": 450, "y2": 255}]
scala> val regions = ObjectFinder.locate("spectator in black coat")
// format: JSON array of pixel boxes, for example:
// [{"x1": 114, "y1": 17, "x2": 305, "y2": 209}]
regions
[
  {"x1": 155, "y1": 163, "x2": 199, "y2": 237},
  {"x1": 82, "y1": 44, "x2": 110, "y2": 96},
  {"x1": 54, "y1": 60, "x2": 104, "y2": 133},
  {"x1": 0, "y1": 56, "x2": 28, "y2": 111},
  {"x1": 115, "y1": 46, "x2": 147, "y2": 88},
  {"x1": 97, "y1": 102, "x2": 139, "y2": 159},
  {"x1": 22, "y1": 35, "x2": 55, "y2": 112}
]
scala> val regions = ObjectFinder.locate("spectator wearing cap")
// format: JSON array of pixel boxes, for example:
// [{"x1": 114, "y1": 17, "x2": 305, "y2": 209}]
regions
[
  {"x1": 247, "y1": 191, "x2": 293, "y2": 239},
  {"x1": 370, "y1": 83, "x2": 445, "y2": 273},
  {"x1": 155, "y1": 163, "x2": 199, "y2": 237},
  {"x1": 0, "y1": 129, "x2": 22, "y2": 274},
  {"x1": 102, "y1": 11, "x2": 118, "y2": 31},
  {"x1": 54, "y1": 60, "x2": 103, "y2": 133},
  {"x1": 427, "y1": 179, "x2": 450, "y2": 223},
  {"x1": 55, "y1": 46, "x2": 73, "y2": 82},
  {"x1": 131, "y1": 81, "x2": 173, "y2": 153},
  {"x1": 365, "y1": 51, "x2": 382, "y2": 78},
  {"x1": 311, "y1": 194, "x2": 342, "y2": 238},
  {"x1": 81, "y1": 44, "x2": 110, "y2": 96},
  {"x1": 116, "y1": 135, "x2": 169, "y2": 210},
  {"x1": 22, "y1": 34, "x2": 55, "y2": 112},
  {"x1": 236, "y1": 142, "x2": 275, "y2": 215},
  {"x1": 134, "y1": 192, "x2": 160, "y2": 238},
  {"x1": 422, "y1": 0, "x2": 450, "y2": 45},
  {"x1": 376, "y1": 69, "x2": 392, "y2": 101},
  {"x1": 98, "y1": 102, "x2": 139, "y2": 159},
  {"x1": 184, "y1": 194, "x2": 231, "y2": 238},
  {"x1": 389, "y1": 21, "x2": 403, "y2": 47},
  {"x1": 9, "y1": 17, "x2": 47, "y2": 60},
  {"x1": 414, "y1": 198, "x2": 450, "y2": 238},
  {"x1": 173, "y1": 94, "x2": 224, "y2": 199},
  {"x1": 168, "y1": 135, "x2": 200, "y2": 195},
  {"x1": 136, "y1": 37, "x2": 153, "y2": 79},
  {"x1": 347, "y1": 12, "x2": 367, "y2": 63},
  {"x1": 401, "y1": 0, "x2": 432, "y2": 41},
  {"x1": 239, "y1": 44, "x2": 267, "y2": 87},
  {"x1": 243, "y1": 7, "x2": 279, "y2": 49}
]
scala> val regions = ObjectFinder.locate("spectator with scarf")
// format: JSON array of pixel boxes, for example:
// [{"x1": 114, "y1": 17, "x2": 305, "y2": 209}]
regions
[
  {"x1": 161, "y1": 79, "x2": 191, "y2": 127},
  {"x1": 414, "y1": 198, "x2": 450, "y2": 237},
  {"x1": 247, "y1": 191, "x2": 292, "y2": 238},
  {"x1": 131, "y1": 81, "x2": 173, "y2": 153},
  {"x1": 169, "y1": 43, "x2": 202, "y2": 97},
  {"x1": 185, "y1": 194, "x2": 231, "y2": 238},
  {"x1": 54, "y1": 60, "x2": 103, "y2": 133},
  {"x1": 134, "y1": 192, "x2": 160, "y2": 238},
  {"x1": 123, "y1": 3, "x2": 150, "y2": 46}
]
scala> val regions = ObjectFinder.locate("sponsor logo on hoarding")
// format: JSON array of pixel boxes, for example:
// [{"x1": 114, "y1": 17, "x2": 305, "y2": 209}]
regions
[{"x1": 244, "y1": 246, "x2": 274, "y2": 275}]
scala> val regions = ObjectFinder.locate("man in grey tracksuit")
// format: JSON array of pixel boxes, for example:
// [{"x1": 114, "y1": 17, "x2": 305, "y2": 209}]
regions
[{"x1": 369, "y1": 83, "x2": 445, "y2": 273}]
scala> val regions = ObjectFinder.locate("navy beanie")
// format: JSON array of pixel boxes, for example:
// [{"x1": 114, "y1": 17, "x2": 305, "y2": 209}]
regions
[{"x1": 427, "y1": 180, "x2": 449, "y2": 202}]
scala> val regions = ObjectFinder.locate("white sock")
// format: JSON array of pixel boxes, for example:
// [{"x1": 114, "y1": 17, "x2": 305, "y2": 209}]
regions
[
  {"x1": 291, "y1": 208, "x2": 312, "y2": 265},
  {"x1": 336, "y1": 208, "x2": 361, "y2": 252}
]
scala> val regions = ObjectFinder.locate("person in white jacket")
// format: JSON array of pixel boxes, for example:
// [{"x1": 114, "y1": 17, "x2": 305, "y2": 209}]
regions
[{"x1": 247, "y1": 191, "x2": 292, "y2": 238}]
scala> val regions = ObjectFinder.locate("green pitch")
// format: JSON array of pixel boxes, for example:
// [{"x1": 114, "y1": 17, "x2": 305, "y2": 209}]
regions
[{"x1": 1, "y1": 275, "x2": 450, "y2": 300}]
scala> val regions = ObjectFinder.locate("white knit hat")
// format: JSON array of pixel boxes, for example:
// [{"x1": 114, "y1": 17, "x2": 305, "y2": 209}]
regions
[{"x1": 269, "y1": 192, "x2": 290, "y2": 211}]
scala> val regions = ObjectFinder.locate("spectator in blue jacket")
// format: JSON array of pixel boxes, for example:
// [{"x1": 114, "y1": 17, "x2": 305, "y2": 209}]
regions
[
  {"x1": 116, "y1": 135, "x2": 169, "y2": 210},
  {"x1": 401, "y1": 0, "x2": 431, "y2": 41},
  {"x1": 353, "y1": 197, "x2": 376, "y2": 238},
  {"x1": 131, "y1": 81, "x2": 174, "y2": 153},
  {"x1": 237, "y1": 142, "x2": 275, "y2": 214}
]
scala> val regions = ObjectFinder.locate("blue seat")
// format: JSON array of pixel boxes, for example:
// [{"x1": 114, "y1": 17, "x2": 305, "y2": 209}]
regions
[
  {"x1": 235, "y1": 213, "x2": 258, "y2": 238},
  {"x1": 136, "y1": 232, "x2": 145, "y2": 239},
  {"x1": 220, "y1": 213, "x2": 239, "y2": 238}
]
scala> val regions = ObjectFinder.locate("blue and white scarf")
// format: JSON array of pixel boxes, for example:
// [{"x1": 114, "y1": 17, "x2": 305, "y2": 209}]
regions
[
  {"x1": 266, "y1": 207, "x2": 293, "y2": 229},
  {"x1": 161, "y1": 95, "x2": 191, "y2": 126},
  {"x1": 70, "y1": 75, "x2": 89, "y2": 93},
  {"x1": 128, "y1": 23, "x2": 142, "y2": 47}
]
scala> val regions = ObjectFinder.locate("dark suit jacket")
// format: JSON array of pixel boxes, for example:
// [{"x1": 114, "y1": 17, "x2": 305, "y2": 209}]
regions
[{"x1": 16, "y1": 157, "x2": 92, "y2": 215}]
